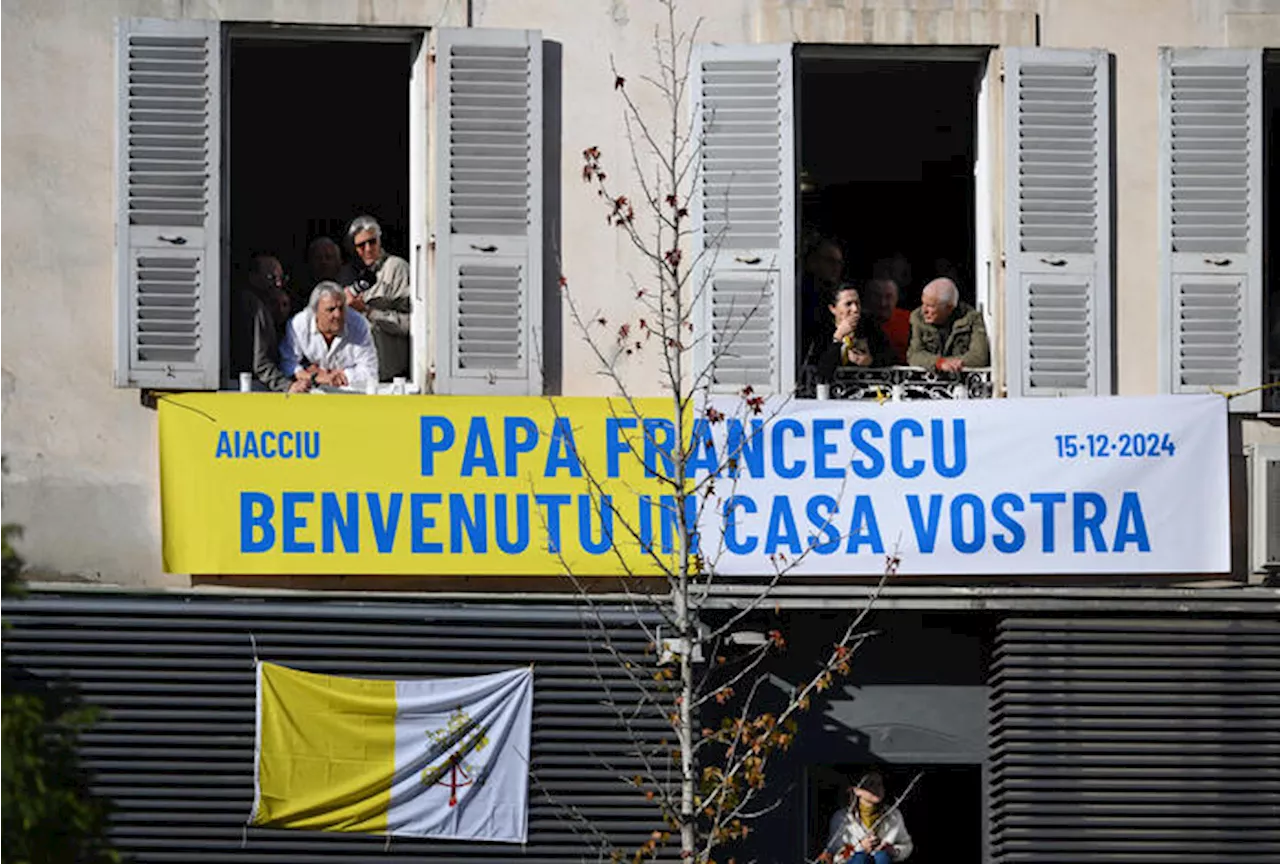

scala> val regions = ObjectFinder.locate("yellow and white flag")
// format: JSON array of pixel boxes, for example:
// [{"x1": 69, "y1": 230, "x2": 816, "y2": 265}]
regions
[{"x1": 249, "y1": 662, "x2": 533, "y2": 842}]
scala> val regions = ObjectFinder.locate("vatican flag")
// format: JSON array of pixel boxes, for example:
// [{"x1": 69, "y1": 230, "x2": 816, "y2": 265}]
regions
[{"x1": 249, "y1": 662, "x2": 533, "y2": 843}]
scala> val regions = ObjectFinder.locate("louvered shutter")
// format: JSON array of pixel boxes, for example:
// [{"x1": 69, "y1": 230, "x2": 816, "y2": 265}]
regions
[
  {"x1": 114, "y1": 18, "x2": 221, "y2": 390},
  {"x1": 1159, "y1": 48, "x2": 1262, "y2": 413},
  {"x1": 991, "y1": 617, "x2": 1280, "y2": 862},
  {"x1": 690, "y1": 44, "x2": 795, "y2": 395},
  {"x1": 1003, "y1": 49, "x2": 1111, "y2": 398},
  {"x1": 434, "y1": 28, "x2": 542, "y2": 396}
]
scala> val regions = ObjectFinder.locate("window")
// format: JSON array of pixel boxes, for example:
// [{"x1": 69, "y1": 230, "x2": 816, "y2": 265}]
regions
[
  {"x1": 689, "y1": 43, "x2": 1115, "y2": 398},
  {"x1": 113, "y1": 19, "x2": 544, "y2": 396},
  {"x1": 1158, "y1": 47, "x2": 1264, "y2": 413}
]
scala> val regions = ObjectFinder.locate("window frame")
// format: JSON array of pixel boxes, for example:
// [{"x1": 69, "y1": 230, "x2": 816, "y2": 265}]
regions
[{"x1": 218, "y1": 23, "x2": 430, "y2": 394}]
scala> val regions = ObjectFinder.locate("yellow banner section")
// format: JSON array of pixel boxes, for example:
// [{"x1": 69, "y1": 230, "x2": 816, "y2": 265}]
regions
[{"x1": 159, "y1": 394, "x2": 679, "y2": 575}]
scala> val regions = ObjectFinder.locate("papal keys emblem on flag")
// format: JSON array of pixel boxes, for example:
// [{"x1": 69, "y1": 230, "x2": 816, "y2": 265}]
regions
[
  {"x1": 249, "y1": 662, "x2": 533, "y2": 843},
  {"x1": 422, "y1": 707, "x2": 490, "y2": 806}
]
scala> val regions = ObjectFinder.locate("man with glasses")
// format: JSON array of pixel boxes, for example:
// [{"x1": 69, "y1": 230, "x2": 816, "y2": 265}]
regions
[
  {"x1": 339, "y1": 214, "x2": 410, "y2": 381},
  {"x1": 231, "y1": 254, "x2": 298, "y2": 393}
]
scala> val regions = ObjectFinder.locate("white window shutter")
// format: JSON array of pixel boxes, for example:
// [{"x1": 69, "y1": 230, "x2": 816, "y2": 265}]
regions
[
  {"x1": 114, "y1": 18, "x2": 221, "y2": 390},
  {"x1": 690, "y1": 43, "x2": 795, "y2": 396},
  {"x1": 1158, "y1": 48, "x2": 1263, "y2": 413},
  {"x1": 433, "y1": 28, "x2": 542, "y2": 396},
  {"x1": 1003, "y1": 48, "x2": 1112, "y2": 398}
]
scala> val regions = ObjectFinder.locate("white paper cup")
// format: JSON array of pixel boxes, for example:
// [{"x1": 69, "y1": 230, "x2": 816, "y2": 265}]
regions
[
  {"x1": 238, "y1": 372, "x2": 252, "y2": 393},
  {"x1": 815, "y1": 383, "x2": 830, "y2": 401},
  {"x1": 392, "y1": 376, "x2": 407, "y2": 395}
]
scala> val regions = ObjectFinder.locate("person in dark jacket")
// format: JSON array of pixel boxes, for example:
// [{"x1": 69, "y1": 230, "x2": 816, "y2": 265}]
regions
[
  {"x1": 808, "y1": 283, "x2": 893, "y2": 382},
  {"x1": 230, "y1": 255, "x2": 299, "y2": 393}
]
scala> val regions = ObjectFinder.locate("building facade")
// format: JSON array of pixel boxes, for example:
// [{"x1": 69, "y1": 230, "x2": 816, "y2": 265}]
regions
[{"x1": 3, "y1": 1, "x2": 1280, "y2": 862}]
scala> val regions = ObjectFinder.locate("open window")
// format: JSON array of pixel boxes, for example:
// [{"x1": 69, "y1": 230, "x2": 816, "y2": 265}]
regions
[
  {"x1": 113, "y1": 19, "x2": 544, "y2": 396},
  {"x1": 689, "y1": 43, "x2": 1114, "y2": 398}
]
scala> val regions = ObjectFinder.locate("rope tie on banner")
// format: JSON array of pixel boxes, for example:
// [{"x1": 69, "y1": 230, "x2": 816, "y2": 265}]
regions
[
  {"x1": 240, "y1": 825, "x2": 248, "y2": 849},
  {"x1": 249, "y1": 633, "x2": 259, "y2": 667},
  {"x1": 384, "y1": 833, "x2": 392, "y2": 852}
]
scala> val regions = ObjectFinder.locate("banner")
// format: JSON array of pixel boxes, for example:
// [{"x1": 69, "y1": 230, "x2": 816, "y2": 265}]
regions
[
  {"x1": 250, "y1": 663, "x2": 533, "y2": 842},
  {"x1": 160, "y1": 394, "x2": 675, "y2": 575},
  {"x1": 159, "y1": 393, "x2": 1229, "y2": 576},
  {"x1": 698, "y1": 394, "x2": 1228, "y2": 575}
]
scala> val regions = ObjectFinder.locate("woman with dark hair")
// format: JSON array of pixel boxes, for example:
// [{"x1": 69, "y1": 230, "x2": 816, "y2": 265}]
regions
[
  {"x1": 808, "y1": 283, "x2": 893, "y2": 383},
  {"x1": 823, "y1": 771, "x2": 914, "y2": 863}
]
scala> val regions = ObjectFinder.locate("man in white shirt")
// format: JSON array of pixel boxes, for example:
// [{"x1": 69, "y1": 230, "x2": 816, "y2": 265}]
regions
[{"x1": 280, "y1": 282, "x2": 379, "y2": 392}]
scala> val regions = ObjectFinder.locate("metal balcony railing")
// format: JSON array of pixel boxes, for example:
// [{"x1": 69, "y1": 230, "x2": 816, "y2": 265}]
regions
[{"x1": 796, "y1": 365, "x2": 995, "y2": 401}]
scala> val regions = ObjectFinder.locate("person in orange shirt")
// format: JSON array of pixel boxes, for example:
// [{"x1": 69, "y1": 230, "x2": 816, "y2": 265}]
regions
[{"x1": 862, "y1": 277, "x2": 911, "y2": 366}]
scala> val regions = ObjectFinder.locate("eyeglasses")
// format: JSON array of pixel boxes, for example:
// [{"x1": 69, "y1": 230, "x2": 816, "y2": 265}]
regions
[{"x1": 354, "y1": 237, "x2": 380, "y2": 250}]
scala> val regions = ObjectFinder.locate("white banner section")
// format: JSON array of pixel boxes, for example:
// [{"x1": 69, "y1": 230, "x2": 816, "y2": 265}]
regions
[{"x1": 696, "y1": 395, "x2": 1228, "y2": 575}]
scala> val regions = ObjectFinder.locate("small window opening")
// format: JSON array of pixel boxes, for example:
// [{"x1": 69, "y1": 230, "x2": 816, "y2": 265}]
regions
[
  {"x1": 227, "y1": 36, "x2": 412, "y2": 388},
  {"x1": 808, "y1": 763, "x2": 983, "y2": 864},
  {"x1": 796, "y1": 54, "x2": 982, "y2": 370}
]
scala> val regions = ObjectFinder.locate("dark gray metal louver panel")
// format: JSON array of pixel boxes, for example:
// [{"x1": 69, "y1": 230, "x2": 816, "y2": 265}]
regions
[
  {"x1": 1168, "y1": 64, "x2": 1251, "y2": 254},
  {"x1": 1014, "y1": 63, "x2": 1098, "y2": 254},
  {"x1": 445, "y1": 44, "x2": 532, "y2": 236},
  {"x1": 133, "y1": 255, "x2": 202, "y2": 365},
  {"x1": 456, "y1": 263, "x2": 524, "y2": 370},
  {"x1": 125, "y1": 34, "x2": 212, "y2": 227},
  {"x1": 699, "y1": 60, "x2": 784, "y2": 251},
  {"x1": 710, "y1": 273, "x2": 775, "y2": 387},
  {"x1": 990, "y1": 617, "x2": 1280, "y2": 863},
  {"x1": 1025, "y1": 279, "x2": 1091, "y2": 390},
  {"x1": 1175, "y1": 277, "x2": 1243, "y2": 386},
  {"x1": 4, "y1": 593, "x2": 666, "y2": 863}
]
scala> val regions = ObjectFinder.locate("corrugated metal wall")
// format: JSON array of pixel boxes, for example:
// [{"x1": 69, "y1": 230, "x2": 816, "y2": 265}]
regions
[
  {"x1": 3, "y1": 591, "x2": 667, "y2": 862},
  {"x1": 990, "y1": 617, "x2": 1280, "y2": 863}
]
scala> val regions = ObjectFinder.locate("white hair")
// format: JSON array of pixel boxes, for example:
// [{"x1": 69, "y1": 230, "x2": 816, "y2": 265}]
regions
[
  {"x1": 345, "y1": 214, "x2": 382, "y2": 250},
  {"x1": 308, "y1": 281, "x2": 345, "y2": 312},
  {"x1": 925, "y1": 277, "x2": 960, "y2": 307}
]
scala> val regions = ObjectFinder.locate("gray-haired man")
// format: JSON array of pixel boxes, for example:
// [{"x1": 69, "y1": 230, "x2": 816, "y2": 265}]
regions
[
  {"x1": 280, "y1": 282, "x2": 380, "y2": 392},
  {"x1": 338, "y1": 214, "x2": 410, "y2": 381}
]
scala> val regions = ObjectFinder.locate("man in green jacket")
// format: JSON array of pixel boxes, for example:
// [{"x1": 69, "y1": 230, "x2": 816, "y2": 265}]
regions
[{"x1": 907, "y1": 277, "x2": 990, "y2": 372}]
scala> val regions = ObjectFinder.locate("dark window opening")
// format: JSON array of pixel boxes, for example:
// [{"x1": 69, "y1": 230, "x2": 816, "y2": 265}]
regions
[
  {"x1": 796, "y1": 53, "x2": 983, "y2": 371},
  {"x1": 227, "y1": 37, "x2": 411, "y2": 386},
  {"x1": 808, "y1": 763, "x2": 983, "y2": 864},
  {"x1": 1264, "y1": 52, "x2": 1279, "y2": 410}
]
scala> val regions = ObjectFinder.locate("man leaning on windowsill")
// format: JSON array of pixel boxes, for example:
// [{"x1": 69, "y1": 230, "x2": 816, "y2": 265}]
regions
[
  {"x1": 906, "y1": 277, "x2": 990, "y2": 373},
  {"x1": 279, "y1": 282, "x2": 380, "y2": 394}
]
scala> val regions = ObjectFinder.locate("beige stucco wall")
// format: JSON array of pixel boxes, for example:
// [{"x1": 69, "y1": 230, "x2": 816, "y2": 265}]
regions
[
  {"x1": 0, "y1": 0, "x2": 462, "y2": 586},
  {"x1": 3, "y1": 0, "x2": 1277, "y2": 585}
]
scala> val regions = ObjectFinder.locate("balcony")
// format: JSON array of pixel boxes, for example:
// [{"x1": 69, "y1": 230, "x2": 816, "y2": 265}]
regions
[{"x1": 796, "y1": 365, "x2": 995, "y2": 400}]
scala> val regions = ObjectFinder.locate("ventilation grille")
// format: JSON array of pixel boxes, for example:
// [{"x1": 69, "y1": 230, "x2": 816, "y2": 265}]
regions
[
  {"x1": 125, "y1": 34, "x2": 211, "y2": 228},
  {"x1": 699, "y1": 60, "x2": 783, "y2": 251},
  {"x1": 991, "y1": 617, "x2": 1280, "y2": 863},
  {"x1": 446, "y1": 44, "x2": 531, "y2": 236},
  {"x1": 1168, "y1": 64, "x2": 1251, "y2": 254},
  {"x1": 1025, "y1": 279, "x2": 1091, "y2": 391},
  {"x1": 456, "y1": 264, "x2": 524, "y2": 371},
  {"x1": 3, "y1": 593, "x2": 666, "y2": 863},
  {"x1": 1175, "y1": 278, "x2": 1242, "y2": 387},
  {"x1": 1015, "y1": 62, "x2": 1098, "y2": 254},
  {"x1": 710, "y1": 273, "x2": 774, "y2": 386},
  {"x1": 134, "y1": 255, "x2": 201, "y2": 364}
]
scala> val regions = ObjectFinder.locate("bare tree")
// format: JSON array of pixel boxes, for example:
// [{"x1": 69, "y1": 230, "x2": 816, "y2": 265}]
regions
[{"x1": 544, "y1": 3, "x2": 897, "y2": 861}]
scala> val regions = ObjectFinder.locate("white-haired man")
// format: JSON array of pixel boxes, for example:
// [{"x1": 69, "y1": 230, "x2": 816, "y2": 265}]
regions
[
  {"x1": 280, "y1": 282, "x2": 379, "y2": 392},
  {"x1": 338, "y1": 214, "x2": 410, "y2": 381},
  {"x1": 907, "y1": 277, "x2": 990, "y2": 373}
]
